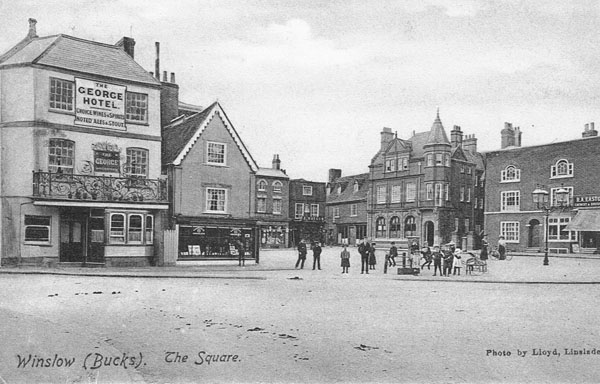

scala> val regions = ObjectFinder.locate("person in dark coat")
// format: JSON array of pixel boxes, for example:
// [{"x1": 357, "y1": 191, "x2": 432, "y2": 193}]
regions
[
  {"x1": 432, "y1": 245, "x2": 443, "y2": 276},
  {"x1": 389, "y1": 242, "x2": 398, "y2": 267},
  {"x1": 369, "y1": 242, "x2": 377, "y2": 270},
  {"x1": 443, "y1": 248, "x2": 453, "y2": 277},
  {"x1": 340, "y1": 245, "x2": 350, "y2": 274},
  {"x1": 312, "y1": 242, "x2": 322, "y2": 270},
  {"x1": 295, "y1": 239, "x2": 307, "y2": 269},
  {"x1": 420, "y1": 245, "x2": 432, "y2": 270},
  {"x1": 237, "y1": 240, "x2": 245, "y2": 267},
  {"x1": 359, "y1": 239, "x2": 369, "y2": 274},
  {"x1": 480, "y1": 240, "x2": 489, "y2": 261}
]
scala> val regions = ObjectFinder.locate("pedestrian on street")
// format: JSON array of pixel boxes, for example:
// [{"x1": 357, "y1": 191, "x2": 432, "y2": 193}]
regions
[
  {"x1": 443, "y1": 248, "x2": 453, "y2": 277},
  {"x1": 498, "y1": 236, "x2": 506, "y2": 260},
  {"x1": 420, "y1": 245, "x2": 432, "y2": 270},
  {"x1": 432, "y1": 245, "x2": 443, "y2": 276},
  {"x1": 359, "y1": 239, "x2": 369, "y2": 274},
  {"x1": 340, "y1": 245, "x2": 350, "y2": 274},
  {"x1": 369, "y1": 242, "x2": 377, "y2": 270},
  {"x1": 312, "y1": 241, "x2": 322, "y2": 270},
  {"x1": 480, "y1": 240, "x2": 488, "y2": 261},
  {"x1": 389, "y1": 242, "x2": 398, "y2": 267},
  {"x1": 237, "y1": 240, "x2": 245, "y2": 267},
  {"x1": 295, "y1": 239, "x2": 307, "y2": 269},
  {"x1": 452, "y1": 249, "x2": 463, "y2": 275}
]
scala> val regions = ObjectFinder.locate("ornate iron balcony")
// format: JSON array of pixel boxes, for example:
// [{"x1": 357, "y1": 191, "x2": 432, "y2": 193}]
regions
[{"x1": 33, "y1": 171, "x2": 167, "y2": 203}]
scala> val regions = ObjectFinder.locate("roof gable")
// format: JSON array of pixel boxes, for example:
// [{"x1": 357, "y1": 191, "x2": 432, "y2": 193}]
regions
[
  {"x1": 451, "y1": 146, "x2": 469, "y2": 161},
  {"x1": 163, "y1": 102, "x2": 258, "y2": 172}
]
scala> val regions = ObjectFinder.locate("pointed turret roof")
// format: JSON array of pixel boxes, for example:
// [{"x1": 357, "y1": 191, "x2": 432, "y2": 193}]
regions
[{"x1": 425, "y1": 109, "x2": 451, "y2": 146}]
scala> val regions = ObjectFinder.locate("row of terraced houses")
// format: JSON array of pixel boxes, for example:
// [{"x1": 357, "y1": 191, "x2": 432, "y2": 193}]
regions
[{"x1": 2, "y1": 20, "x2": 600, "y2": 267}]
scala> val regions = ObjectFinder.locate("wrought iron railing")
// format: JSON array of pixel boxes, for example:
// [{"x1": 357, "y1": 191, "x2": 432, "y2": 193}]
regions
[{"x1": 32, "y1": 171, "x2": 167, "y2": 203}]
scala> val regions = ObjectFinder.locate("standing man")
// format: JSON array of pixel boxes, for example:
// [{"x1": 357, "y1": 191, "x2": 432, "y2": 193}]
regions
[
  {"x1": 389, "y1": 242, "x2": 398, "y2": 267},
  {"x1": 312, "y1": 241, "x2": 322, "y2": 270},
  {"x1": 358, "y1": 239, "x2": 369, "y2": 274},
  {"x1": 237, "y1": 240, "x2": 245, "y2": 267},
  {"x1": 295, "y1": 239, "x2": 307, "y2": 269},
  {"x1": 369, "y1": 242, "x2": 377, "y2": 270},
  {"x1": 432, "y1": 245, "x2": 443, "y2": 276}
]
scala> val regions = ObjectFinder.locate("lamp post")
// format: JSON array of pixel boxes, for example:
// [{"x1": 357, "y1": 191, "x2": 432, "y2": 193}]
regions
[{"x1": 532, "y1": 185, "x2": 570, "y2": 266}]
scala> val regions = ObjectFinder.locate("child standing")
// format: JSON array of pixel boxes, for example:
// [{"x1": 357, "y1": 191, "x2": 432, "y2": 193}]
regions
[
  {"x1": 340, "y1": 245, "x2": 350, "y2": 274},
  {"x1": 432, "y1": 245, "x2": 443, "y2": 276},
  {"x1": 452, "y1": 249, "x2": 463, "y2": 275}
]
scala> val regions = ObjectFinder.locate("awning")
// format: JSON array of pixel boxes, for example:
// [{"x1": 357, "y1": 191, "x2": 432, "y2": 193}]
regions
[{"x1": 565, "y1": 210, "x2": 600, "y2": 231}]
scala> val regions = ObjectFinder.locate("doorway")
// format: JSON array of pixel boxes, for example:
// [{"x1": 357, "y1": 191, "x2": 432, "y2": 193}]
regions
[
  {"x1": 528, "y1": 219, "x2": 541, "y2": 248},
  {"x1": 60, "y1": 214, "x2": 86, "y2": 262},
  {"x1": 424, "y1": 221, "x2": 434, "y2": 247}
]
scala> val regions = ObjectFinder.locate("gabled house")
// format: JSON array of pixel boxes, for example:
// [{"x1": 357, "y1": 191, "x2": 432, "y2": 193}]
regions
[
  {"x1": 162, "y1": 101, "x2": 260, "y2": 262},
  {"x1": 367, "y1": 112, "x2": 484, "y2": 249}
]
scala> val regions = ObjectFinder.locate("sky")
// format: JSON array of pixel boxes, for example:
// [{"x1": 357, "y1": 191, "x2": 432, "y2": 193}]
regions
[{"x1": 2, "y1": 0, "x2": 600, "y2": 181}]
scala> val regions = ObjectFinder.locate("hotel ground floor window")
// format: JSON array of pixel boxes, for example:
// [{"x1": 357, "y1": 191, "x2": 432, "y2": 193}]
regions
[
  {"x1": 389, "y1": 216, "x2": 401, "y2": 238},
  {"x1": 178, "y1": 226, "x2": 256, "y2": 259},
  {"x1": 108, "y1": 212, "x2": 154, "y2": 245},
  {"x1": 375, "y1": 217, "x2": 386, "y2": 238},
  {"x1": 405, "y1": 216, "x2": 416, "y2": 237},
  {"x1": 24, "y1": 215, "x2": 51, "y2": 244}
]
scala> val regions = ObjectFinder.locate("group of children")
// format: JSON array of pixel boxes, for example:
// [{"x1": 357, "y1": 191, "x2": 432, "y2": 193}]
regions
[{"x1": 339, "y1": 241, "x2": 464, "y2": 276}]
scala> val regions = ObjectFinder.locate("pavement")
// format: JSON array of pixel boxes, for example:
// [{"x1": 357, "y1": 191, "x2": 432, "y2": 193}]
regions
[{"x1": 2, "y1": 247, "x2": 600, "y2": 284}]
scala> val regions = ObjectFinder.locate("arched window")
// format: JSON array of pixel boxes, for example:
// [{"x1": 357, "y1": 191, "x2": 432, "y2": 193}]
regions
[
  {"x1": 272, "y1": 181, "x2": 282, "y2": 193},
  {"x1": 404, "y1": 216, "x2": 416, "y2": 237},
  {"x1": 551, "y1": 159, "x2": 573, "y2": 178},
  {"x1": 257, "y1": 180, "x2": 267, "y2": 191},
  {"x1": 375, "y1": 217, "x2": 386, "y2": 238},
  {"x1": 501, "y1": 165, "x2": 520, "y2": 182},
  {"x1": 389, "y1": 216, "x2": 401, "y2": 238}
]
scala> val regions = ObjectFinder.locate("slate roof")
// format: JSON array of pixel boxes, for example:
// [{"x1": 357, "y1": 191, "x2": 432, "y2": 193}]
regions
[
  {"x1": 425, "y1": 112, "x2": 451, "y2": 146},
  {"x1": 326, "y1": 173, "x2": 369, "y2": 204},
  {"x1": 0, "y1": 34, "x2": 159, "y2": 86},
  {"x1": 256, "y1": 168, "x2": 288, "y2": 179},
  {"x1": 161, "y1": 102, "x2": 258, "y2": 172}
]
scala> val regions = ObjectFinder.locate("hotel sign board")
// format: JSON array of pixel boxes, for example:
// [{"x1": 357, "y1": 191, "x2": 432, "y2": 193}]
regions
[
  {"x1": 574, "y1": 195, "x2": 600, "y2": 208},
  {"x1": 75, "y1": 78, "x2": 126, "y2": 129},
  {"x1": 93, "y1": 150, "x2": 120, "y2": 173}
]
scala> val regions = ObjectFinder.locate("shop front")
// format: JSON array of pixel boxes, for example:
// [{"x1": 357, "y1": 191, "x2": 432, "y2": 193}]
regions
[
  {"x1": 176, "y1": 218, "x2": 259, "y2": 262},
  {"x1": 258, "y1": 222, "x2": 289, "y2": 248},
  {"x1": 565, "y1": 208, "x2": 600, "y2": 254},
  {"x1": 289, "y1": 217, "x2": 325, "y2": 247}
]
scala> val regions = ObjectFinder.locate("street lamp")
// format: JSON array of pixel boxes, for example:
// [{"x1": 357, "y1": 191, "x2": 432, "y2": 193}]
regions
[{"x1": 532, "y1": 185, "x2": 570, "y2": 266}]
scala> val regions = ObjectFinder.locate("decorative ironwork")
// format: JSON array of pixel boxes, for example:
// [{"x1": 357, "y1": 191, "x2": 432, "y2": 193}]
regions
[{"x1": 33, "y1": 171, "x2": 167, "y2": 203}]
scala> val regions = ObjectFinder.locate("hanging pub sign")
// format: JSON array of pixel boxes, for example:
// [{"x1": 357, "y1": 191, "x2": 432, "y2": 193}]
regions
[
  {"x1": 75, "y1": 78, "x2": 126, "y2": 129},
  {"x1": 94, "y1": 150, "x2": 120, "y2": 173}
]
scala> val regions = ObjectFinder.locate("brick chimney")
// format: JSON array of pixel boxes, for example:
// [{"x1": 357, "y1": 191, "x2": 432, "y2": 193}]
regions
[
  {"x1": 115, "y1": 36, "x2": 136, "y2": 59},
  {"x1": 501, "y1": 122, "x2": 514, "y2": 149},
  {"x1": 272, "y1": 154, "x2": 281, "y2": 170},
  {"x1": 328, "y1": 169, "x2": 341, "y2": 182},
  {"x1": 583, "y1": 121, "x2": 598, "y2": 138},
  {"x1": 451, "y1": 125, "x2": 463, "y2": 148},
  {"x1": 463, "y1": 134, "x2": 477, "y2": 152},
  {"x1": 27, "y1": 18, "x2": 38, "y2": 39},
  {"x1": 381, "y1": 127, "x2": 394, "y2": 150}
]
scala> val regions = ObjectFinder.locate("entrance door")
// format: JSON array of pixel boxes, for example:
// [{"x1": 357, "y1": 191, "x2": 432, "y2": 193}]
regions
[
  {"x1": 60, "y1": 215, "x2": 86, "y2": 262},
  {"x1": 88, "y1": 217, "x2": 105, "y2": 263},
  {"x1": 424, "y1": 221, "x2": 435, "y2": 247},
  {"x1": 528, "y1": 219, "x2": 541, "y2": 248}
]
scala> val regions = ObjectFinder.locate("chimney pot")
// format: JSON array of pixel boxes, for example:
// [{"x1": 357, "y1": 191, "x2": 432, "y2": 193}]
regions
[
  {"x1": 162, "y1": 71, "x2": 167, "y2": 82},
  {"x1": 170, "y1": 72, "x2": 176, "y2": 83},
  {"x1": 591, "y1": 122, "x2": 595, "y2": 131},
  {"x1": 155, "y1": 42, "x2": 160, "y2": 80},
  {"x1": 28, "y1": 18, "x2": 38, "y2": 39}
]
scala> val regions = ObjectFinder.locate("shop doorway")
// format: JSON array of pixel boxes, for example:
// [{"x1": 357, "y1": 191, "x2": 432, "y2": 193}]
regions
[
  {"x1": 528, "y1": 219, "x2": 541, "y2": 248},
  {"x1": 424, "y1": 221, "x2": 434, "y2": 247},
  {"x1": 60, "y1": 214, "x2": 86, "y2": 262}
]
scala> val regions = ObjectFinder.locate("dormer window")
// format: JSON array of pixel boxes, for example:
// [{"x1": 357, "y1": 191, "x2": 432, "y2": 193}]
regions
[
  {"x1": 353, "y1": 181, "x2": 359, "y2": 193},
  {"x1": 385, "y1": 158, "x2": 395, "y2": 172},
  {"x1": 400, "y1": 157, "x2": 409, "y2": 170},
  {"x1": 337, "y1": 185, "x2": 342, "y2": 195},
  {"x1": 501, "y1": 165, "x2": 521, "y2": 182},
  {"x1": 551, "y1": 159, "x2": 573, "y2": 179}
]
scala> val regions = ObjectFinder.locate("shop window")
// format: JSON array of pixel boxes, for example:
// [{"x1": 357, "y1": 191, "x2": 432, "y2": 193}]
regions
[
  {"x1": 207, "y1": 142, "x2": 226, "y2": 165},
  {"x1": 24, "y1": 215, "x2": 51, "y2": 243},
  {"x1": 145, "y1": 215, "x2": 154, "y2": 243},
  {"x1": 501, "y1": 191, "x2": 520, "y2": 211},
  {"x1": 375, "y1": 217, "x2": 386, "y2": 238},
  {"x1": 273, "y1": 198, "x2": 282, "y2": 214},
  {"x1": 109, "y1": 213, "x2": 126, "y2": 243},
  {"x1": 48, "y1": 139, "x2": 75, "y2": 174},
  {"x1": 49, "y1": 78, "x2": 74, "y2": 112},
  {"x1": 128, "y1": 214, "x2": 143, "y2": 243},
  {"x1": 257, "y1": 180, "x2": 267, "y2": 192},
  {"x1": 500, "y1": 221, "x2": 519, "y2": 242},
  {"x1": 273, "y1": 181, "x2": 282, "y2": 193},
  {"x1": 548, "y1": 217, "x2": 576, "y2": 241},
  {"x1": 257, "y1": 197, "x2": 267, "y2": 213},
  {"x1": 389, "y1": 216, "x2": 401, "y2": 238},
  {"x1": 125, "y1": 148, "x2": 148, "y2": 177},
  {"x1": 206, "y1": 188, "x2": 226, "y2": 212},
  {"x1": 551, "y1": 159, "x2": 573, "y2": 178},
  {"x1": 501, "y1": 165, "x2": 521, "y2": 182},
  {"x1": 404, "y1": 216, "x2": 416, "y2": 237},
  {"x1": 125, "y1": 92, "x2": 148, "y2": 123}
]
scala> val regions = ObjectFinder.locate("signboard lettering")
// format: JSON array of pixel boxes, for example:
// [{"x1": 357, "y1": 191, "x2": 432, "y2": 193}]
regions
[
  {"x1": 75, "y1": 78, "x2": 126, "y2": 129},
  {"x1": 94, "y1": 150, "x2": 120, "y2": 173},
  {"x1": 574, "y1": 195, "x2": 600, "y2": 208}
]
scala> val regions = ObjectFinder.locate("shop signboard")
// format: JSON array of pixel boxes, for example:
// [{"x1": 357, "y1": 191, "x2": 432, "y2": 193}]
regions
[
  {"x1": 574, "y1": 195, "x2": 600, "y2": 208},
  {"x1": 75, "y1": 78, "x2": 126, "y2": 130}
]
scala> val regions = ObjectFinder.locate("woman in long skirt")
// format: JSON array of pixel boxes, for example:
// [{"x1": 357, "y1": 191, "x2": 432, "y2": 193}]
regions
[
  {"x1": 340, "y1": 245, "x2": 350, "y2": 274},
  {"x1": 369, "y1": 242, "x2": 377, "y2": 270}
]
